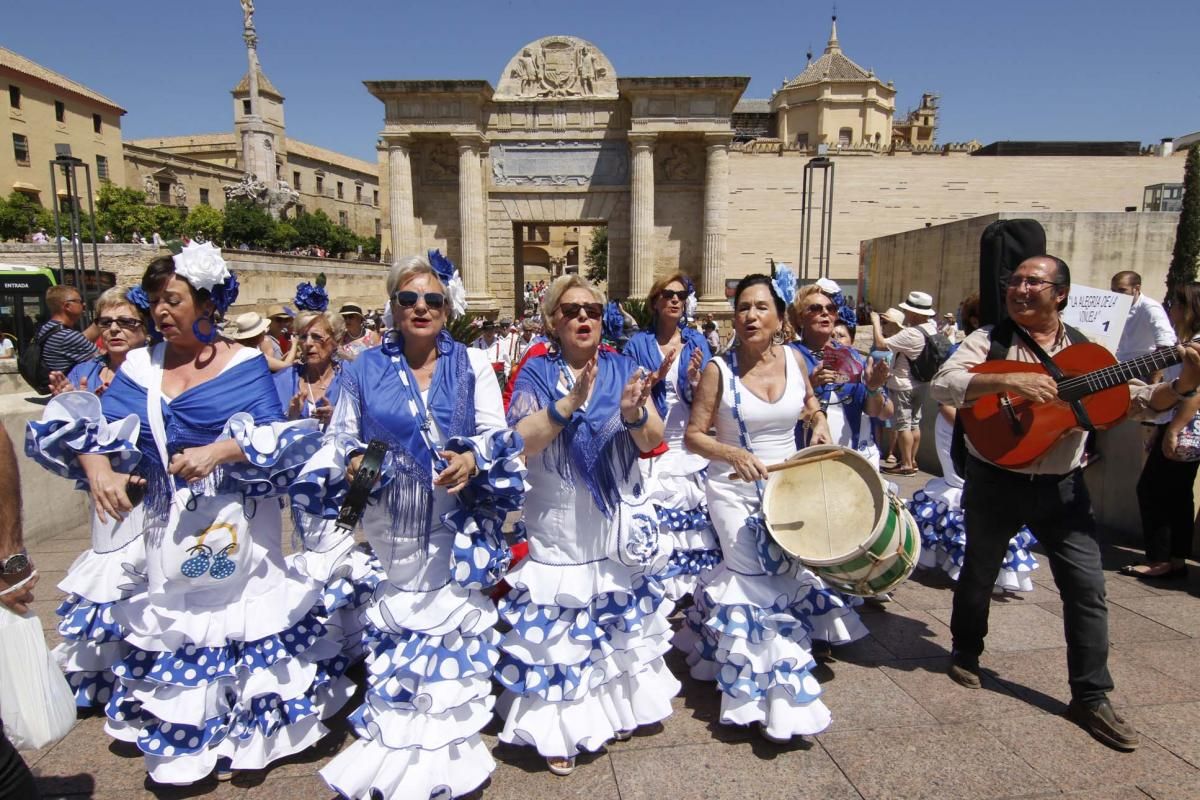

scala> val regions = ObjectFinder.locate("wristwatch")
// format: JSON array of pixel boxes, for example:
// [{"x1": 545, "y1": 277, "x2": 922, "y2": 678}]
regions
[{"x1": 0, "y1": 549, "x2": 30, "y2": 576}]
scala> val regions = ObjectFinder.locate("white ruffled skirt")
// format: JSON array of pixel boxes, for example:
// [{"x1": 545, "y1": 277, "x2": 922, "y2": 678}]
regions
[
  {"x1": 494, "y1": 557, "x2": 681, "y2": 759},
  {"x1": 319, "y1": 579, "x2": 501, "y2": 800}
]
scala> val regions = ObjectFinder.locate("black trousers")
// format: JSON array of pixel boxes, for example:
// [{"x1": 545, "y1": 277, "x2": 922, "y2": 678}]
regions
[
  {"x1": 1136, "y1": 427, "x2": 1200, "y2": 563},
  {"x1": 0, "y1": 726, "x2": 37, "y2": 800},
  {"x1": 951, "y1": 456, "x2": 1114, "y2": 705}
]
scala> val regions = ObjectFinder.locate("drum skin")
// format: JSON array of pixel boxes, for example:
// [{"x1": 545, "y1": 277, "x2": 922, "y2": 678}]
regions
[
  {"x1": 762, "y1": 445, "x2": 918, "y2": 596},
  {"x1": 762, "y1": 446, "x2": 886, "y2": 565}
]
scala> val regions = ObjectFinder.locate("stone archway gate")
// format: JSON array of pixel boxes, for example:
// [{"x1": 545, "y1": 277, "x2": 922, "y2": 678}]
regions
[{"x1": 367, "y1": 36, "x2": 747, "y2": 316}]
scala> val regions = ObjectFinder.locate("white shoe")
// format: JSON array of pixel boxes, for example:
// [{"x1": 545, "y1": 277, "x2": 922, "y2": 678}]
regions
[{"x1": 547, "y1": 756, "x2": 576, "y2": 776}]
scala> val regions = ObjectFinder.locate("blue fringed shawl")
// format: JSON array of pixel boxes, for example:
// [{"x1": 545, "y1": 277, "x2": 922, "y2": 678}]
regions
[
  {"x1": 100, "y1": 354, "x2": 285, "y2": 518},
  {"x1": 340, "y1": 330, "x2": 475, "y2": 535},
  {"x1": 507, "y1": 347, "x2": 639, "y2": 517},
  {"x1": 622, "y1": 325, "x2": 712, "y2": 420}
]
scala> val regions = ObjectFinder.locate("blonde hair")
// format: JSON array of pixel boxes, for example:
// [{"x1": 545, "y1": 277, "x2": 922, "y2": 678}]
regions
[
  {"x1": 540, "y1": 274, "x2": 604, "y2": 323},
  {"x1": 45, "y1": 284, "x2": 81, "y2": 314},
  {"x1": 95, "y1": 287, "x2": 142, "y2": 318},
  {"x1": 294, "y1": 309, "x2": 345, "y2": 343},
  {"x1": 788, "y1": 284, "x2": 826, "y2": 332},
  {"x1": 386, "y1": 255, "x2": 447, "y2": 299},
  {"x1": 646, "y1": 271, "x2": 692, "y2": 308}
]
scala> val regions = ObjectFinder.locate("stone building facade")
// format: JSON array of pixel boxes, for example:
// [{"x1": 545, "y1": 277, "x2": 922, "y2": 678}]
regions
[
  {"x1": 373, "y1": 33, "x2": 1186, "y2": 316},
  {"x1": 0, "y1": 47, "x2": 126, "y2": 209}
]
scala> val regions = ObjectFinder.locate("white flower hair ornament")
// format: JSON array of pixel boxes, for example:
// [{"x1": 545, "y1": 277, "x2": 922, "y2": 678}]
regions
[
  {"x1": 428, "y1": 249, "x2": 468, "y2": 317},
  {"x1": 172, "y1": 241, "x2": 230, "y2": 293}
]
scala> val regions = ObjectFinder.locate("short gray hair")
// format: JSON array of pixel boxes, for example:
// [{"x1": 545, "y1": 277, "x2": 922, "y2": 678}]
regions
[
  {"x1": 387, "y1": 254, "x2": 447, "y2": 298},
  {"x1": 294, "y1": 309, "x2": 345, "y2": 343},
  {"x1": 96, "y1": 286, "x2": 148, "y2": 324},
  {"x1": 540, "y1": 274, "x2": 604, "y2": 322}
]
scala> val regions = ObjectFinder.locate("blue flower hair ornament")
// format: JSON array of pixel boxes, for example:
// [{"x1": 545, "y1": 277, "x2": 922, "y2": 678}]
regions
[
  {"x1": 126, "y1": 285, "x2": 162, "y2": 343},
  {"x1": 294, "y1": 280, "x2": 329, "y2": 313},
  {"x1": 602, "y1": 301, "x2": 625, "y2": 344},
  {"x1": 771, "y1": 262, "x2": 798, "y2": 307},
  {"x1": 208, "y1": 272, "x2": 239, "y2": 316},
  {"x1": 427, "y1": 249, "x2": 468, "y2": 317}
]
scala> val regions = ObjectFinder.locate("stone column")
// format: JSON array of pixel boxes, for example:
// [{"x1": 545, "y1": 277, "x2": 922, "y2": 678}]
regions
[
  {"x1": 699, "y1": 133, "x2": 733, "y2": 308},
  {"x1": 628, "y1": 133, "x2": 656, "y2": 298},
  {"x1": 386, "y1": 135, "x2": 417, "y2": 261},
  {"x1": 454, "y1": 133, "x2": 493, "y2": 308}
]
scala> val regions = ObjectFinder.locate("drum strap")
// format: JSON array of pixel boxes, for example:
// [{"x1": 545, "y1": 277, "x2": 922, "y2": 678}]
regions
[{"x1": 724, "y1": 350, "x2": 766, "y2": 505}]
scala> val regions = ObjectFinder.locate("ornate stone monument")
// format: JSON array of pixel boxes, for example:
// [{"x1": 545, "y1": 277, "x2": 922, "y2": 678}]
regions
[{"x1": 223, "y1": 0, "x2": 299, "y2": 218}]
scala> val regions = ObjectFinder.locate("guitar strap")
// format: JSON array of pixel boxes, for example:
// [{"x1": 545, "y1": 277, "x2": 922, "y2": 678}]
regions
[
  {"x1": 1009, "y1": 322, "x2": 1096, "y2": 433},
  {"x1": 950, "y1": 318, "x2": 1092, "y2": 475}
]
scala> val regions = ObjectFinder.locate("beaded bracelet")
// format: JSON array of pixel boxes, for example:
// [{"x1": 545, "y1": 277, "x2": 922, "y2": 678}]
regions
[
  {"x1": 547, "y1": 399, "x2": 573, "y2": 427},
  {"x1": 624, "y1": 406, "x2": 649, "y2": 430}
]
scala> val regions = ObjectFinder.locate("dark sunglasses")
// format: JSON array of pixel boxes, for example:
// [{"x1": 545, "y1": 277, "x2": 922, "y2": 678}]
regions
[
  {"x1": 392, "y1": 291, "x2": 446, "y2": 309},
  {"x1": 805, "y1": 303, "x2": 838, "y2": 315},
  {"x1": 96, "y1": 316, "x2": 143, "y2": 331},
  {"x1": 658, "y1": 289, "x2": 689, "y2": 303},
  {"x1": 557, "y1": 302, "x2": 604, "y2": 320}
]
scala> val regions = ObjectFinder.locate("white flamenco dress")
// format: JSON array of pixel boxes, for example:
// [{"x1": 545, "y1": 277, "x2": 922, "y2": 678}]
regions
[
  {"x1": 291, "y1": 339, "x2": 525, "y2": 800},
  {"x1": 635, "y1": 347, "x2": 721, "y2": 600},
  {"x1": 497, "y1": 348, "x2": 681, "y2": 760},
  {"x1": 909, "y1": 413, "x2": 1040, "y2": 592},
  {"x1": 674, "y1": 351, "x2": 868, "y2": 740},
  {"x1": 25, "y1": 345, "x2": 354, "y2": 785}
]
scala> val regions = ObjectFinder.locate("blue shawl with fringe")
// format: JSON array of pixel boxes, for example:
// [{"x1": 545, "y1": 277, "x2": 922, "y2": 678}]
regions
[
  {"x1": 622, "y1": 325, "x2": 712, "y2": 420},
  {"x1": 341, "y1": 329, "x2": 475, "y2": 534},
  {"x1": 99, "y1": 354, "x2": 285, "y2": 518},
  {"x1": 507, "y1": 347, "x2": 639, "y2": 517}
]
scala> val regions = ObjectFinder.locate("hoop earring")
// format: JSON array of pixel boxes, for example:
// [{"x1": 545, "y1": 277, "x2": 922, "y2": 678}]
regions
[
  {"x1": 771, "y1": 330, "x2": 785, "y2": 346},
  {"x1": 192, "y1": 314, "x2": 218, "y2": 344}
]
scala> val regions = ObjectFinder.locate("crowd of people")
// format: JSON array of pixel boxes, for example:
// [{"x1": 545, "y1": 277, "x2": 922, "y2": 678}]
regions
[{"x1": 7, "y1": 242, "x2": 1200, "y2": 798}]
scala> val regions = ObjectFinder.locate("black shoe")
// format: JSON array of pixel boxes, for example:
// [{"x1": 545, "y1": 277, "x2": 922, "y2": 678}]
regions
[
  {"x1": 1067, "y1": 698, "x2": 1140, "y2": 751},
  {"x1": 947, "y1": 659, "x2": 981, "y2": 689}
]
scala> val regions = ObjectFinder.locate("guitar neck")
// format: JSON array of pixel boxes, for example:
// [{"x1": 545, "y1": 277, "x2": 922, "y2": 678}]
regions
[{"x1": 1058, "y1": 346, "x2": 1181, "y2": 401}]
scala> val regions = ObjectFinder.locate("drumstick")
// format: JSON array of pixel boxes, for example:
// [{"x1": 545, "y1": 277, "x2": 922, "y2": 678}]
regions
[{"x1": 726, "y1": 448, "x2": 845, "y2": 480}]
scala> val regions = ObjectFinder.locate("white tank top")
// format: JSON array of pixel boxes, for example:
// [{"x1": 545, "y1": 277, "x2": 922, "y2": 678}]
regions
[{"x1": 711, "y1": 348, "x2": 808, "y2": 467}]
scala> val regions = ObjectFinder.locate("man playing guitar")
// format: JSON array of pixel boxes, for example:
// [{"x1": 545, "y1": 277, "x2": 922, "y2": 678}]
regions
[{"x1": 931, "y1": 255, "x2": 1200, "y2": 752}]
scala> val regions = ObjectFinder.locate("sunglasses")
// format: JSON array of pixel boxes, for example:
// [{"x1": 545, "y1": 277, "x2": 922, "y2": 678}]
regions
[
  {"x1": 392, "y1": 291, "x2": 446, "y2": 309},
  {"x1": 557, "y1": 302, "x2": 604, "y2": 320},
  {"x1": 296, "y1": 332, "x2": 329, "y2": 344},
  {"x1": 658, "y1": 289, "x2": 689, "y2": 303},
  {"x1": 96, "y1": 316, "x2": 143, "y2": 331},
  {"x1": 805, "y1": 303, "x2": 839, "y2": 315}
]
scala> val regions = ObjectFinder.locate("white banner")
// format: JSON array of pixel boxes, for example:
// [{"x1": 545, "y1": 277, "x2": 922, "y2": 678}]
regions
[{"x1": 1062, "y1": 283, "x2": 1132, "y2": 353}]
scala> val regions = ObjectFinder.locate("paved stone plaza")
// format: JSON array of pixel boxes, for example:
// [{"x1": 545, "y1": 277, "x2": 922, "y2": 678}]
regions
[{"x1": 19, "y1": 470, "x2": 1200, "y2": 800}]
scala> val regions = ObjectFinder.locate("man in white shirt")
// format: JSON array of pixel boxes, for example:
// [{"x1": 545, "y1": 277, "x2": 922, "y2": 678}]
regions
[
  {"x1": 474, "y1": 320, "x2": 511, "y2": 381},
  {"x1": 1112, "y1": 271, "x2": 1176, "y2": 362},
  {"x1": 871, "y1": 290, "x2": 939, "y2": 475}
]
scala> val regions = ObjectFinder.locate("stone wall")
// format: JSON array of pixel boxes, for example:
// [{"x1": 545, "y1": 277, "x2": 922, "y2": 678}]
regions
[
  {"x1": 725, "y1": 151, "x2": 1186, "y2": 284},
  {"x1": 0, "y1": 244, "x2": 392, "y2": 314},
  {"x1": 859, "y1": 211, "x2": 1181, "y2": 313}
]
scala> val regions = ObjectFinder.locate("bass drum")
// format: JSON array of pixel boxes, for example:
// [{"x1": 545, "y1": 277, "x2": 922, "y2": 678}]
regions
[{"x1": 761, "y1": 445, "x2": 919, "y2": 596}]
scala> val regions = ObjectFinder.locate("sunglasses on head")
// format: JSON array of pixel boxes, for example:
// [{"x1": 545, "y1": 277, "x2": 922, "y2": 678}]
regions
[
  {"x1": 658, "y1": 289, "x2": 689, "y2": 303},
  {"x1": 805, "y1": 302, "x2": 838, "y2": 315},
  {"x1": 97, "y1": 316, "x2": 143, "y2": 331},
  {"x1": 392, "y1": 291, "x2": 446, "y2": 309},
  {"x1": 557, "y1": 302, "x2": 604, "y2": 320}
]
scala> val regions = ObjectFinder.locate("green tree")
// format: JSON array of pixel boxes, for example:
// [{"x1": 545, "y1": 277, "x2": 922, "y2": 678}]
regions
[
  {"x1": 95, "y1": 184, "x2": 152, "y2": 241},
  {"x1": 184, "y1": 204, "x2": 225, "y2": 241},
  {"x1": 0, "y1": 192, "x2": 53, "y2": 240},
  {"x1": 149, "y1": 205, "x2": 185, "y2": 240},
  {"x1": 1169, "y1": 144, "x2": 1200, "y2": 292},
  {"x1": 223, "y1": 200, "x2": 275, "y2": 249},
  {"x1": 267, "y1": 221, "x2": 299, "y2": 251},
  {"x1": 584, "y1": 226, "x2": 608, "y2": 284},
  {"x1": 293, "y1": 209, "x2": 335, "y2": 251}
]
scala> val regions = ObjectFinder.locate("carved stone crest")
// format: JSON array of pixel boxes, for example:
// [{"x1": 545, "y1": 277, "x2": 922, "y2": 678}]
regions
[
  {"x1": 496, "y1": 36, "x2": 618, "y2": 101},
  {"x1": 657, "y1": 141, "x2": 703, "y2": 184},
  {"x1": 423, "y1": 139, "x2": 460, "y2": 184}
]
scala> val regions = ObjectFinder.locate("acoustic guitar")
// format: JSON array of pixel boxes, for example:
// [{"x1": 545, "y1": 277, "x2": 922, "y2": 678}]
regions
[{"x1": 959, "y1": 342, "x2": 1182, "y2": 468}]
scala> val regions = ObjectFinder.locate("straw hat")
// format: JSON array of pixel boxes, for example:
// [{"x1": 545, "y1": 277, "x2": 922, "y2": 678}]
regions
[
  {"x1": 339, "y1": 303, "x2": 364, "y2": 317},
  {"x1": 881, "y1": 308, "x2": 905, "y2": 328},
  {"x1": 226, "y1": 312, "x2": 270, "y2": 340},
  {"x1": 898, "y1": 291, "x2": 936, "y2": 316},
  {"x1": 266, "y1": 303, "x2": 292, "y2": 320}
]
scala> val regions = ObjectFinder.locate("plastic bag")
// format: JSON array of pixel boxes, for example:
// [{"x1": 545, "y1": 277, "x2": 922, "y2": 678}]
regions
[{"x1": 0, "y1": 602, "x2": 77, "y2": 750}]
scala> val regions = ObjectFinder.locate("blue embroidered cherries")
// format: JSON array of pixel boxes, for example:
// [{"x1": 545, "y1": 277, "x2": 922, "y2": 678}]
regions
[{"x1": 180, "y1": 524, "x2": 239, "y2": 581}]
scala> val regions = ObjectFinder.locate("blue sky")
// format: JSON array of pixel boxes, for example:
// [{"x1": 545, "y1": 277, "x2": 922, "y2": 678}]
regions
[{"x1": 6, "y1": 0, "x2": 1198, "y2": 162}]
